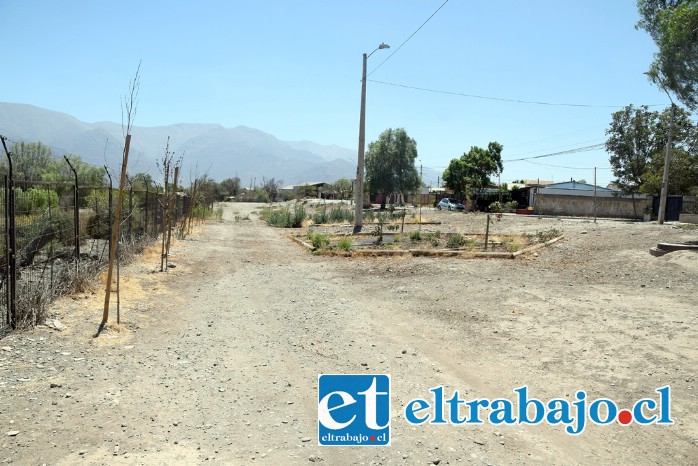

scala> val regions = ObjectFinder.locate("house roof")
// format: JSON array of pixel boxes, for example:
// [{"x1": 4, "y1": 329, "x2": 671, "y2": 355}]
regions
[
  {"x1": 281, "y1": 181, "x2": 329, "y2": 190},
  {"x1": 523, "y1": 179, "x2": 555, "y2": 187},
  {"x1": 543, "y1": 181, "x2": 615, "y2": 192}
]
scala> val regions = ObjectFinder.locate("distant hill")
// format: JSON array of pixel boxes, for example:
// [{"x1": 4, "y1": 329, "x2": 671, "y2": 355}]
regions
[{"x1": 0, "y1": 102, "x2": 356, "y2": 185}]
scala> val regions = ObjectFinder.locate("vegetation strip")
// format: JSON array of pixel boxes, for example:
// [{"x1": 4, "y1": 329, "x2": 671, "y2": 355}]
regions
[{"x1": 290, "y1": 235, "x2": 564, "y2": 258}]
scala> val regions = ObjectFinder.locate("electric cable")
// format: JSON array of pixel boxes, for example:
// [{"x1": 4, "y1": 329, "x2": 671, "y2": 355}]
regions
[
  {"x1": 368, "y1": 0, "x2": 450, "y2": 77},
  {"x1": 369, "y1": 79, "x2": 668, "y2": 108}
]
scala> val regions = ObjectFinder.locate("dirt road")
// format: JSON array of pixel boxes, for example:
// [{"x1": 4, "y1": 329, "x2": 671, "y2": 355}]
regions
[{"x1": 1, "y1": 202, "x2": 696, "y2": 465}]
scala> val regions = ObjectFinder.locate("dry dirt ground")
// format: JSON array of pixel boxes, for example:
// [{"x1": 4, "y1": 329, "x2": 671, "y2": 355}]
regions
[{"x1": 1, "y1": 201, "x2": 696, "y2": 465}]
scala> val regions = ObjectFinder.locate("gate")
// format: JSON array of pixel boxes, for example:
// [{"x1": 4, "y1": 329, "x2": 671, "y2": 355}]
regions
[{"x1": 652, "y1": 196, "x2": 683, "y2": 222}]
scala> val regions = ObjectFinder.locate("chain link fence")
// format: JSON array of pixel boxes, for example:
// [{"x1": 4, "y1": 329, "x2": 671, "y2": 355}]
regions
[{"x1": 1, "y1": 177, "x2": 189, "y2": 331}]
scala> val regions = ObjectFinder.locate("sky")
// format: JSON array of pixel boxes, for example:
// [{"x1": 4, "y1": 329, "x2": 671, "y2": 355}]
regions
[{"x1": 1, "y1": 0, "x2": 674, "y2": 187}]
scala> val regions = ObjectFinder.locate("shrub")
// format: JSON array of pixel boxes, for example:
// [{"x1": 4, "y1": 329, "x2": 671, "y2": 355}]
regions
[
  {"x1": 527, "y1": 228, "x2": 561, "y2": 244},
  {"x1": 306, "y1": 231, "x2": 330, "y2": 249},
  {"x1": 502, "y1": 235, "x2": 521, "y2": 252},
  {"x1": 489, "y1": 201, "x2": 503, "y2": 213},
  {"x1": 312, "y1": 206, "x2": 329, "y2": 224},
  {"x1": 337, "y1": 237, "x2": 353, "y2": 251},
  {"x1": 409, "y1": 230, "x2": 421, "y2": 242},
  {"x1": 446, "y1": 233, "x2": 466, "y2": 249},
  {"x1": 329, "y1": 205, "x2": 353, "y2": 223},
  {"x1": 261, "y1": 204, "x2": 306, "y2": 228},
  {"x1": 426, "y1": 232, "x2": 440, "y2": 247},
  {"x1": 14, "y1": 187, "x2": 59, "y2": 215}
]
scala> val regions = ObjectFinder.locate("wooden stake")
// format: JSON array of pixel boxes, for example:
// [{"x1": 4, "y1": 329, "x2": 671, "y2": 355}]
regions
[
  {"x1": 165, "y1": 166, "x2": 179, "y2": 268},
  {"x1": 100, "y1": 134, "x2": 131, "y2": 331}
]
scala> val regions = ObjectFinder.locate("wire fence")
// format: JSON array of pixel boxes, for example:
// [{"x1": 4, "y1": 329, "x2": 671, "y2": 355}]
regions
[{"x1": 1, "y1": 176, "x2": 191, "y2": 332}]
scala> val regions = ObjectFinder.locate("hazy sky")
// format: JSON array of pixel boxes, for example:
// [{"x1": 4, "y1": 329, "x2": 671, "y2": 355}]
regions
[{"x1": 2, "y1": 0, "x2": 671, "y2": 186}]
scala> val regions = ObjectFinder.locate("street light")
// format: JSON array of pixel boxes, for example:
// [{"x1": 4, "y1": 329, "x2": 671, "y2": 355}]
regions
[{"x1": 354, "y1": 42, "x2": 390, "y2": 234}]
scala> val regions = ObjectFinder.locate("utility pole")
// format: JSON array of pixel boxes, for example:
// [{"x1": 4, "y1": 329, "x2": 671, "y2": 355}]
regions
[
  {"x1": 354, "y1": 52, "x2": 369, "y2": 233},
  {"x1": 593, "y1": 167, "x2": 597, "y2": 223},
  {"x1": 498, "y1": 173, "x2": 502, "y2": 203},
  {"x1": 354, "y1": 43, "x2": 390, "y2": 234},
  {"x1": 657, "y1": 103, "x2": 676, "y2": 225},
  {"x1": 419, "y1": 163, "x2": 423, "y2": 229}
]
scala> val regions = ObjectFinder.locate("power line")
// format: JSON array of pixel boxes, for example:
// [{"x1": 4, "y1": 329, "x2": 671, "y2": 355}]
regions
[
  {"x1": 504, "y1": 143, "x2": 606, "y2": 162},
  {"x1": 523, "y1": 160, "x2": 612, "y2": 170},
  {"x1": 369, "y1": 79, "x2": 668, "y2": 108},
  {"x1": 368, "y1": 0, "x2": 449, "y2": 77}
]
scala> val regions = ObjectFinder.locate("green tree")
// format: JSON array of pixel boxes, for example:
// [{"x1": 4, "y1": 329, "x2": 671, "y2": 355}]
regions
[
  {"x1": 606, "y1": 104, "x2": 697, "y2": 195},
  {"x1": 8, "y1": 141, "x2": 54, "y2": 181},
  {"x1": 605, "y1": 105, "x2": 658, "y2": 195},
  {"x1": 442, "y1": 158, "x2": 469, "y2": 198},
  {"x1": 45, "y1": 154, "x2": 106, "y2": 186},
  {"x1": 443, "y1": 142, "x2": 503, "y2": 209},
  {"x1": 332, "y1": 178, "x2": 352, "y2": 200},
  {"x1": 220, "y1": 177, "x2": 241, "y2": 197},
  {"x1": 365, "y1": 128, "x2": 420, "y2": 209},
  {"x1": 261, "y1": 177, "x2": 281, "y2": 202},
  {"x1": 195, "y1": 174, "x2": 224, "y2": 203},
  {"x1": 130, "y1": 172, "x2": 154, "y2": 190},
  {"x1": 637, "y1": 0, "x2": 698, "y2": 109}
]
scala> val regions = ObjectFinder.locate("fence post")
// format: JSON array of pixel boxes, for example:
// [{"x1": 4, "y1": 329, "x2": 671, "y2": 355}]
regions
[
  {"x1": 165, "y1": 166, "x2": 179, "y2": 268},
  {"x1": 187, "y1": 180, "x2": 197, "y2": 235},
  {"x1": 160, "y1": 168, "x2": 170, "y2": 272},
  {"x1": 484, "y1": 214, "x2": 491, "y2": 251},
  {"x1": 64, "y1": 156, "x2": 80, "y2": 263},
  {"x1": 1, "y1": 137, "x2": 17, "y2": 329},
  {"x1": 2, "y1": 174, "x2": 10, "y2": 328},
  {"x1": 128, "y1": 184, "x2": 133, "y2": 240},
  {"x1": 144, "y1": 185, "x2": 149, "y2": 238}
]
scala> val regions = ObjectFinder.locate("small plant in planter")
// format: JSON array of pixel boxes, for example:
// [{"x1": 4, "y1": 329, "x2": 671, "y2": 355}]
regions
[{"x1": 337, "y1": 237, "x2": 353, "y2": 251}]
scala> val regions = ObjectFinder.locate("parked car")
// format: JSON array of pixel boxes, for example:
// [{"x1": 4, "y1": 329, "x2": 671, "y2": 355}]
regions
[{"x1": 437, "y1": 198, "x2": 465, "y2": 211}]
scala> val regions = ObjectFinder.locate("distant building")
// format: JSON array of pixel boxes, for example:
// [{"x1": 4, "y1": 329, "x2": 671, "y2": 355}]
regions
[
  {"x1": 534, "y1": 180, "x2": 647, "y2": 219},
  {"x1": 280, "y1": 182, "x2": 332, "y2": 198}
]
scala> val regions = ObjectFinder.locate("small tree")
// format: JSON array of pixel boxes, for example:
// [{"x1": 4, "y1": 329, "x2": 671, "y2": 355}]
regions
[{"x1": 332, "y1": 178, "x2": 352, "y2": 200}]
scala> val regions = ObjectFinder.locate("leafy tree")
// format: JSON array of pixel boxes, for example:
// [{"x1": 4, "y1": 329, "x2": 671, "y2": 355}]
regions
[
  {"x1": 605, "y1": 105, "x2": 658, "y2": 195},
  {"x1": 606, "y1": 104, "x2": 697, "y2": 195},
  {"x1": 220, "y1": 177, "x2": 241, "y2": 197},
  {"x1": 442, "y1": 142, "x2": 503, "y2": 209},
  {"x1": 365, "y1": 128, "x2": 420, "y2": 209},
  {"x1": 195, "y1": 174, "x2": 224, "y2": 202},
  {"x1": 643, "y1": 148, "x2": 698, "y2": 194},
  {"x1": 8, "y1": 141, "x2": 54, "y2": 181},
  {"x1": 45, "y1": 154, "x2": 106, "y2": 186},
  {"x1": 442, "y1": 157, "x2": 469, "y2": 198},
  {"x1": 261, "y1": 177, "x2": 282, "y2": 202},
  {"x1": 637, "y1": 0, "x2": 698, "y2": 109},
  {"x1": 130, "y1": 172, "x2": 155, "y2": 190},
  {"x1": 5, "y1": 141, "x2": 105, "y2": 186},
  {"x1": 332, "y1": 178, "x2": 352, "y2": 200}
]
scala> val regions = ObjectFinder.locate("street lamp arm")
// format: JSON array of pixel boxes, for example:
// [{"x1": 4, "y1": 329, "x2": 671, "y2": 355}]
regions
[{"x1": 367, "y1": 43, "x2": 390, "y2": 59}]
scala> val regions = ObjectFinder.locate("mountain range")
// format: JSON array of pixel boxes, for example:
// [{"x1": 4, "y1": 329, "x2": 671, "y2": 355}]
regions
[{"x1": 0, "y1": 102, "x2": 357, "y2": 186}]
